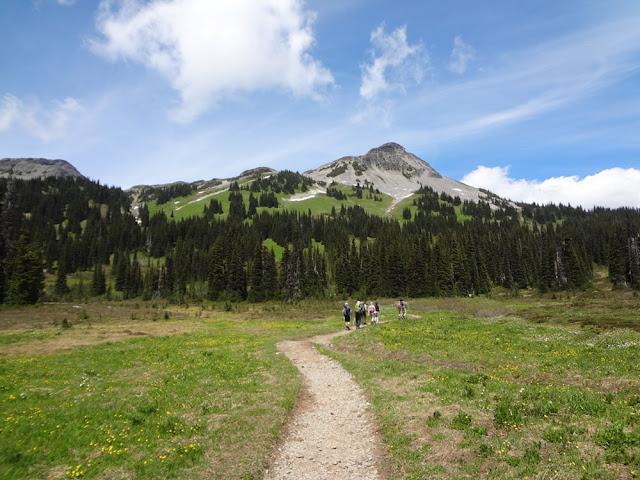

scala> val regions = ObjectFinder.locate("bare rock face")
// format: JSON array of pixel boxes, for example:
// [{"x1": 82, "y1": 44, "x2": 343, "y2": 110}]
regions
[
  {"x1": 0, "y1": 158, "x2": 84, "y2": 180},
  {"x1": 304, "y1": 143, "x2": 486, "y2": 202}
]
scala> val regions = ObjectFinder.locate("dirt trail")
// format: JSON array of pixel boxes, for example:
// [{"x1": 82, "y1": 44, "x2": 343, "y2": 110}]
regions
[{"x1": 264, "y1": 330, "x2": 384, "y2": 480}]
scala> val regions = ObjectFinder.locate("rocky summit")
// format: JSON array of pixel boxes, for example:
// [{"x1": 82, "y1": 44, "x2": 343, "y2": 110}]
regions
[
  {"x1": 304, "y1": 142, "x2": 487, "y2": 202},
  {"x1": 0, "y1": 158, "x2": 84, "y2": 180}
]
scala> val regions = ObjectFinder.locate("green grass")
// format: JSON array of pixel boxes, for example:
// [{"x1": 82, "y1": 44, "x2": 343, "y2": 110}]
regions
[
  {"x1": 0, "y1": 301, "x2": 337, "y2": 479},
  {"x1": 146, "y1": 183, "x2": 397, "y2": 221},
  {"x1": 2, "y1": 294, "x2": 639, "y2": 479},
  {"x1": 390, "y1": 194, "x2": 418, "y2": 220},
  {"x1": 325, "y1": 297, "x2": 640, "y2": 479},
  {"x1": 262, "y1": 238, "x2": 285, "y2": 260}
]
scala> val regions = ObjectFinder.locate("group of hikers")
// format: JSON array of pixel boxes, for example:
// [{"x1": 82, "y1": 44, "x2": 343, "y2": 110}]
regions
[
  {"x1": 342, "y1": 299, "x2": 408, "y2": 329},
  {"x1": 342, "y1": 300, "x2": 378, "y2": 330}
]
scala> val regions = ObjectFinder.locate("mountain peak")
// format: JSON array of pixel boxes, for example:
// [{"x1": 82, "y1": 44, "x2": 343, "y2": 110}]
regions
[
  {"x1": 368, "y1": 142, "x2": 406, "y2": 154},
  {"x1": 0, "y1": 158, "x2": 84, "y2": 180},
  {"x1": 305, "y1": 143, "x2": 486, "y2": 203}
]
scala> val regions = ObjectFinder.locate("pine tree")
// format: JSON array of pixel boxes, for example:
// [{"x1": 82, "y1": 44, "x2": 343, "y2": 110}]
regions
[
  {"x1": 91, "y1": 263, "x2": 106, "y2": 296},
  {"x1": 262, "y1": 248, "x2": 279, "y2": 300},
  {"x1": 227, "y1": 248, "x2": 247, "y2": 301},
  {"x1": 6, "y1": 236, "x2": 44, "y2": 305},
  {"x1": 608, "y1": 225, "x2": 628, "y2": 288},
  {"x1": 54, "y1": 263, "x2": 70, "y2": 298},
  {"x1": 248, "y1": 241, "x2": 264, "y2": 302},
  {"x1": 114, "y1": 251, "x2": 127, "y2": 292},
  {"x1": 561, "y1": 236, "x2": 588, "y2": 289},
  {"x1": 207, "y1": 237, "x2": 226, "y2": 300},
  {"x1": 247, "y1": 193, "x2": 258, "y2": 218}
]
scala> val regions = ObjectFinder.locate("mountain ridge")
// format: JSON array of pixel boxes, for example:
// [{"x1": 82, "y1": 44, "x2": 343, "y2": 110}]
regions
[{"x1": 2, "y1": 144, "x2": 493, "y2": 208}]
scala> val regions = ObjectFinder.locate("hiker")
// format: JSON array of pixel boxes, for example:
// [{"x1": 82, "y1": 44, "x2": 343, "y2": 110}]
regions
[
  {"x1": 375, "y1": 301, "x2": 380, "y2": 323},
  {"x1": 397, "y1": 299, "x2": 402, "y2": 318},
  {"x1": 360, "y1": 300, "x2": 367, "y2": 325},
  {"x1": 354, "y1": 302, "x2": 361, "y2": 329},
  {"x1": 401, "y1": 299, "x2": 407, "y2": 319},
  {"x1": 368, "y1": 302, "x2": 376, "y2": 324},
  {"x1": 342, "y1": 302, "x2": 351, "y2": 330}
]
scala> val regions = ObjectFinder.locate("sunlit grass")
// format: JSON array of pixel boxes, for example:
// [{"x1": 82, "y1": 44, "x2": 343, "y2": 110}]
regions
[
  {"x1": 2, "y1": 295, "x2": 639, "y2": 479},
  {"x1": 0, "y1": 302, "x2": 337, "y2": 479},
  {"x1": 327, "y1": 297, "x2": 640, "y2": 479}
]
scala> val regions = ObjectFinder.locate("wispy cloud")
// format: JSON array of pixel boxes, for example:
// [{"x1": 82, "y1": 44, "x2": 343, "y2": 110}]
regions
[
  {"x1": 401, "y1": 14, "x2": 640, "y2": 148},
  {"x1": 359, "y1": 24, "x2": 426, "y2": 100},
  {"x1": 91, "y1": 0, "x2": 333, "y2": 123},
  {"x1": 447, "y1": 35, "x2": 475, "y2": 74},
  {"x1": 0, "y1": 94, "x2": 82, "y2": 141},
  {"x1": 461, "y1": 165, "x2": 640, "y2": 209}
]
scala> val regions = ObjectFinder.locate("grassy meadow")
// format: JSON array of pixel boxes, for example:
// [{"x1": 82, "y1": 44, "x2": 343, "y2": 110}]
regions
[
  {"x1": 145, "y1": 182, "x2": 397, "y2": 222},
  {"x1": 0, "y1": 301, "x2": 335, "y2": 479},
  {"x1": 1, "y1": 291, "x2": 639, "y2": 479},
  {"x1": 327, "y1": 293, "x2": 640, "y2": 479}
]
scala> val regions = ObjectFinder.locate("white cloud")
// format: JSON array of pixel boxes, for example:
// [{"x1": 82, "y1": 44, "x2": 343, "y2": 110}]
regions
[
  {"x1": 461, "y1": 165, "x2": 640, "y2": 209},
  {"x1": 360, "y1": 24, "x2": 426, "y2": 100},
  {"x1": 447, "y1": 35, "x2": 475, "y2": 74},
  {"x1": 57, "y1": 0, "x2": 76, "y2": 5},
  {"x1": 0, "y1": 94, "x2": 83, "y2": 141},
  {"x1": 91, "y1": 0, "x2": 333, "y2": 123}
]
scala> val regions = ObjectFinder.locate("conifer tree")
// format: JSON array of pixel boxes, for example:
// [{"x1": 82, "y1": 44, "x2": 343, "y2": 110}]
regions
[
  {"x1": 54, "y1": 263, "x2": 70, "y2": 298},
  {"x1": 207, "y1": 237, "x2": 226, "y2": 300},
  {"x1": 608, "y1": 225, "x2": 628, "y2": 288},
  {"x1": 6, "y1": 235, "x2": 44, "y2": 305},
  {"x1": 248, "y1": 241, "x2": 264, "y2": 302},
  {"x1": 227, "y1": 248, "x2": 247, "y2": 301},
  {"x1": 262, "y1": 248, "x2": 279, "y2": 300},
  {"x1": 281, "y1": 247, "x2": 302, "y2": 299},
  {"x1": 91, "y1": 263, "x2": 106, "y2": 296},
  {"x1": 629, "y1": 236, "x2": 640, "y2": 289},
  {"x1": 247, "y1": 193, "x2": 258, "y2": 218},
  {"x1": 114, "y1": 251, "x2": 127, "y2": 292}
]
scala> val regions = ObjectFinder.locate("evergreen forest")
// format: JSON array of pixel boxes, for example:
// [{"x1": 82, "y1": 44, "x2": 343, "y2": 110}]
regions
[{"x1": 1, "y1": 172, "x2": 639, "y2": 306}]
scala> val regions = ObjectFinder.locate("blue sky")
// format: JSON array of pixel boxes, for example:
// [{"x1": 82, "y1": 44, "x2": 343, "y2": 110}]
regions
[{"x1": 1, "y1": 0, "x2": 640, "y2": 208}]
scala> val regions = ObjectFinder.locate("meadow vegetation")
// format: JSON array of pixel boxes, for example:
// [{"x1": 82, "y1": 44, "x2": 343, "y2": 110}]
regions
[
  {"x1": 1, "y1": 291, "x2": 638, "y2": 479},
  {"x1": 328, "y1": 292, "x2": 640, "y2": 479}
]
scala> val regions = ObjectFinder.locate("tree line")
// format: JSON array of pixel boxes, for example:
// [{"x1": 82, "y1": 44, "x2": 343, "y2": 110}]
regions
[{"x1": 1, "y1": 174, "x2": 639, "y2": 306}]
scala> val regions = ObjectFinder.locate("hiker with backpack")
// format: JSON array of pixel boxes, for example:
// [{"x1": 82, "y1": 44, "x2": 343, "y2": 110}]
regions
[
  {"x1": 354, "y1": 301, "x2": 362, "y2": 329},
  {"x1": 360, "y1": 300, "x2": 367, "y2": 325},
  {"x1": 342, "y1": 302, "x2": 351, "y2": 330},
  {"x1": 368, "y1": 302, "x2": 376, "y2": 324}
]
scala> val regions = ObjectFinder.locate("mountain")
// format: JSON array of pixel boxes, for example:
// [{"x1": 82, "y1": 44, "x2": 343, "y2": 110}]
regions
[
  {"x1": 0, "y1": 158, "x2": 85, "y2": 180},
  {"x1": 126, "y1": 167, "x2": 279, "y2": 208},
  {"x1": 5, "y1": 144, "x2": 496, "y2": 212},
  {"x1": 304, "y1": 143, "x2": 489, "y2": 203}
]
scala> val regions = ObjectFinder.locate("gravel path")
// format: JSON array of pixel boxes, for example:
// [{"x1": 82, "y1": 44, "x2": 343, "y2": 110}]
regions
[{"x1": 264, "y1": 330, "x2": 385, "y2": 480}]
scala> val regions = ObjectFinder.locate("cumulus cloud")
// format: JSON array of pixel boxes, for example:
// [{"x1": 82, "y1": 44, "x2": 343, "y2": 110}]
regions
[
  {"x1": 447, "y1": 35, "x2": 475, "y2": 74},
  {"x1": 360, "y1": 24, "x2": 426, "y2": 100},
  {"x1": 0, "y1": 94, "x2": 83, "y2": 141},
  {"x1": 461, "y1": 165, "x2": 640, "y2": 209},
  {"x1": 91, "y1": 0, "x2": 333, "y2": 123}
]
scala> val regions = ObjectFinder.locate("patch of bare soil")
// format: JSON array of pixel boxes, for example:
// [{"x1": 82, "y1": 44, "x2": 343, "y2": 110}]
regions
[
  {"x1": 265, "y1": 330, "x2": 386, "y2": 480},
  {"x1": 0, "y1": 323, "x2": 194, "y2": 356}
]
